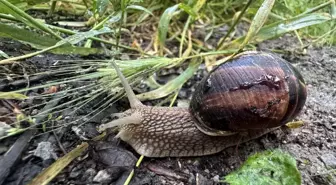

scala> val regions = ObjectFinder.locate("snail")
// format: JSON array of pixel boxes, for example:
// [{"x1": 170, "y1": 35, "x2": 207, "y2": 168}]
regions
[{"x1": 98, "y1": 51, "x2": 307, "y2": 157}]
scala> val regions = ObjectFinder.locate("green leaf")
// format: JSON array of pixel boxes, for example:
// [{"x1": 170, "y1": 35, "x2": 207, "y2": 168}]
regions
[
  {"x1": 0, "y1": 23, "x2": 105, "y2": 55},
  {"x1": 179, "y1": 4, "x2": 197, "y2": 18},
  {"x1": 0, "y1": 23, "x2": 60, "y2": 49},
  {"x1": 51, "y1": 47, "x2": 105, "y2": 55},
  {"x1": 55, "y1": 27, "x2": 113, "y2": 46},
  {"x1": 96, "y1": 0, "x2": 110, "y2": 16},
  {"x1": 331, "y1": 0, "x2": 336, "y2": 18},
  {"x1": 0, "y1": 92, "x2": 28, "y2": 100},
  {"x1": 0, "y1": 50, "x2": 9, "y2": 58},
  {"x1": 192, "y1": 0, "x2": 206, "y2": 13},
  {"x1": 136, "y1": 59, "x2": 201, "y2": 101},
  {"x1": 253, "y1": 13, "x2": 332, "y2": 43},
  {"x1": 107, "y1": 11, "x2": 122, "y2": 24},
  {"x1": 158, "y1": 4, "x2": 179, "y2": 47},
  {"x1": 240, "y1": 0, "x2": 275, "y2": 49},
  {"x1": 135, "y1": 4, "x2": 163, "y2": 24},
  {"x1": 224, "y1": 150, "x2": 301, "y2": 185},
  {"x1": 126, "y1": 5, "x2": 153, "y2": 15},
  {"x1": 224, "y1": 13, "x2": 333, "y2": 49}
]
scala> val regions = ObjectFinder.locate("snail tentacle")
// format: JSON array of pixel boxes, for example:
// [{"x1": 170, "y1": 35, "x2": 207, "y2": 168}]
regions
[
  {"x1": 98, "y1": 111, "x2": 142, "y2": 132},
  {"x1": 110, "y1": 61, "x2": 143, "y2": 108}
]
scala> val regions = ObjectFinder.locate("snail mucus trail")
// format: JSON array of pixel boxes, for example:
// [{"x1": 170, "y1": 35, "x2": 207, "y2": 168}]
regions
[{"x1": 98, "y1": 51, "x2": 307, "y2": 157}]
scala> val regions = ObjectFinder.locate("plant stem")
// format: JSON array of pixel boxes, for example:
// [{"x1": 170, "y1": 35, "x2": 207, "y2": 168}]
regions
[
  {"x1": 217, "y1": 0, "x2": 254, "y2": 50},
  {"x1": 179, "y1": 16, "x2": 192, "y2": 57},
  {"x1": 47, "y1": 0, "x2": 57, "y2": 17}
]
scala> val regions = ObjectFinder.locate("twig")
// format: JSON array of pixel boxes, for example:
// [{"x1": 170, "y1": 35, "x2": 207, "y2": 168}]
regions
[
  {"x1": 147, "y1": 163, "x2": 189, "y2": 182},
  {"x1": 0, "y1": 73, "x2": 51, "y2": 91},
  {"x1": 52, "y1": 121, "x2": 67, "y2": 155}
]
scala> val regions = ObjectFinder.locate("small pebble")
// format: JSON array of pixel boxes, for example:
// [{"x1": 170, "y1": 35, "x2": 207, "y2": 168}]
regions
[
  {"x1": 34, "y1": 141, "x2": 57, "y2": 160},
  {"x1": 0, "y1": 121, "x2": 11, "y2": 137},
  {"x1": 196, "y1": 173, "x2": 210, "y2": 185},
  {"x1": 301, "y1": 129, "x2": 312, "y2": 134},
  {"x1": 69, "y1": 166, "x2": 82, "y2": 178},
  {"x1": 320, "y1": 153, "x2": 336, "y2": 168},
  {"x1": 81, "y1": 168, "x2": 96, "y2": 182},
  {"x1": 93, "y1": 170, "x2": 112, "y2": 183},
  {"x1": 212, "y1": 175, "x2": 220, "y2": 182}
]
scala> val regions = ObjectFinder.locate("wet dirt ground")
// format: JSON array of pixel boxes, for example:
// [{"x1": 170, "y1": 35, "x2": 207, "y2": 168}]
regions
[{"x1": 1, "y1": 35, "x2": 335, "y2": 185}]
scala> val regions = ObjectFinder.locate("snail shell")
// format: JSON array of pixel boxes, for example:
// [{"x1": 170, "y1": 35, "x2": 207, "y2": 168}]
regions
[{"x1": 190, "y1": 51, "x2": 307, "y2": 136}]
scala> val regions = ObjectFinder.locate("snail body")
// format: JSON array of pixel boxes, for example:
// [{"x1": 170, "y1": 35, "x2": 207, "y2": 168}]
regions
[{"x1": 99, "y1": 51, "x2": 307, "y2": 157}]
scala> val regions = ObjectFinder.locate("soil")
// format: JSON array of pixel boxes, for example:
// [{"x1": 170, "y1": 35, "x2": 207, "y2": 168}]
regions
[{"x1": 0, "y1": 35, "x2": 335, "y2": 185}]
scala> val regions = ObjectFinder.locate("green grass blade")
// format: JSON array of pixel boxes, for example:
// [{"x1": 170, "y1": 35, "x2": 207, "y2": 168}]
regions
[
  {"x1": 217, "y1": 0, "x2": 253, "y2": 50},
  {"x1": 239, "y1": 0, "x2": 275, "y2": 50},
  {"x1": 158, "y1": 4, "x2": 180, "y2": 49},
  {"x1": 0, "y1": 27, "x2": 114, "y2": 64},
  {"x1": 0, "y1": 92, "x2": 28, "y2": 100},
  {"x1": 55, "y1": 27, "x2": 113, "y2": 46},
  {"x1": 126, "y1": 5, "x2": 154, "y2": 16},
  {"x1": 224, "y1": 13, "x2": 333, "y2": 49},
  {"x1": 178, "y1": 3, "x2": 197, "y2": 18},
  {"x1": 136, "y1": 59, "x2": 201, "y2": 101},
  {"x1": 192, "y1": 0, "x2": 206, "y2": 12},
  {"x1": 0, "y1": 50, "x2": 9, "y2": 58},
  {"x1": 0, "y1": 0, "x2": 62, "y2": 40},
  {"x1": 28, "y1": 142, "x2": 89, "y2": 185},
  {"x1": 331, "y1": 0, "x2": 336, "y2": 18},
  {"x1": 0, "y1": 23, "x2": 59, "y2": 49},
  {"x1": 135, "y1": 4, "x2": 163, "y2": 25},
  {"x1": 96, "y1": 0, "x2": 109, "y2": 16},
  {"x1": 253, "y1": 13, "x2": 333, "y2": 43},
  {"x1": 0, "y1": 23, "x2": 105, "y2": 55}
]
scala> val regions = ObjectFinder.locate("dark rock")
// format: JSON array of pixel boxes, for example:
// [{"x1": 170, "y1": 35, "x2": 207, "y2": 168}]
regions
[
  {"x1": 112, "y1": 170, "x2": 133, "y2": 185},
  {"x1": 69, "y1": 165, "x2": 82, "y2": 178},
  {"x1": 91, "y1": 141, "x2": 137, "y2": 168},
  {"x1": 107, "y1": 167, "x2": 125, "y2": 181},
  {"x1": 81, "y1": 168, "x2": 97, "y2": 182},
  {"x1": 5, "y1": 161, "x2": 42, "y2": 185}
]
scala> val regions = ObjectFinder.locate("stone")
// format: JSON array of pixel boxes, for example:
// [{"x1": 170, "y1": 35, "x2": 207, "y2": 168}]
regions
[
  {"x1": 93, "y1": 170, "x2": 112, "y2": 183},
  {"x1": 320, "y1": 153, "x2": 336, "y2": 168},
  {"x1": 91, "y1": 141, "x2": 137, "y2": 168},
  {"x1": 196, "y1": 173, "x2": 211, "y2": 185},
  {"x1": 69, "y1": 166, "x2": 82, "y2": 178},
  {"x1": 81, "y1": 168, "x2": 96, "y2": 182},
  {"x1": 0, "y1": 121, "x2": 11, "y2": 137},
  {"x1": 213, "y1": 175, "x2": 220, "y2": 182},
  {"x1": 34, "y1": 141, "x2": 57, "y2": 160}
]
